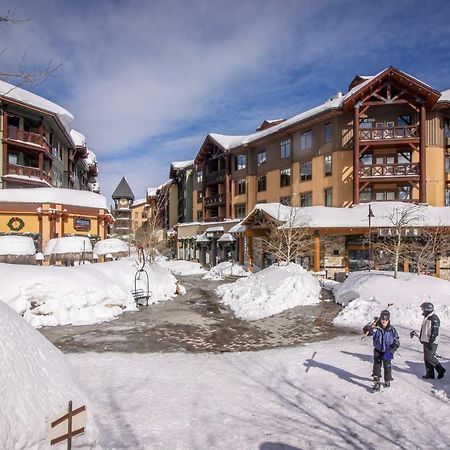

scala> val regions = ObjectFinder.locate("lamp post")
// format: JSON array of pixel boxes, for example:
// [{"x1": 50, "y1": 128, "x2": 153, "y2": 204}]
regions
[{"x1": 368, "y1": 204, "x2": 375, "y2": 271}]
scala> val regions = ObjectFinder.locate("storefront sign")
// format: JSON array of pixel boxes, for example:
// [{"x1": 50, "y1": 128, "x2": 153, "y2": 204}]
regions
[
  {"x1": 378, "y1": 227, "x2": 420, "y2": 237},
  {"x1": 74, "y1": 217, "x2": 91, "y2": 231}
]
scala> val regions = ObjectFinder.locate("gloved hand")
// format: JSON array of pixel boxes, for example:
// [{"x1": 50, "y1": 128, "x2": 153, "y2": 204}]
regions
[
  {"x1": 427, "y1": 342, "x2": 434, "y2": 351},
  {"x1": 383, "y1": 351, "x2": 394, "y2": 361},
  {"x1": 410, "y1": 331, "x2": 415, "y2": 339}
]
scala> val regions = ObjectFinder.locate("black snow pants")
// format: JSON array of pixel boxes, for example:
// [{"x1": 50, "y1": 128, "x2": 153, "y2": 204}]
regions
[{"x1": 373, "y1": 349, "x2": 393, "y2": 382}]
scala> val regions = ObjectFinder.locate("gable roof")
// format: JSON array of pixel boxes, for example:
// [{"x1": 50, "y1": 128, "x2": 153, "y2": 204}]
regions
[{"x1": 112, "y1": 177, "x2": 134, "y2": 200}]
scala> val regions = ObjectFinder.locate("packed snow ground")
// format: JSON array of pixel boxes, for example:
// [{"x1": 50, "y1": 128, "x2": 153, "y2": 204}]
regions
[{"x1": 69, "y1": 331, "x2": 450, "y2": 449}]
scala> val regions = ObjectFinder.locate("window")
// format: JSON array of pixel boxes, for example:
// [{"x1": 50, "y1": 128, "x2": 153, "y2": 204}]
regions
[
  {"x1": 300, "y1": 192, "x2": 312, "y2": 207},
  {"x1": 446, "y1": 186, "x2": 450, "y2": 206},
  {"x1": 360, "y1": 153, "x2": 373, "y2": 165},
  {"x1": 397, "y1": 115, "x2": 412, "y2": 137},
  {"x1": 8, "y1": 152, "x2": 18, "y2": 165},
  {"x1": 196, "y1": 210, "x2": 203, "y2": 221},
  {"x1": 257, "y1": 174, "x2": 267, "y2": 192},
  {"x1": 235, "y1": 179, "x2": 246, "y2": 195},
  {"x1": 375, "y1": 191, "x2": 395, "y2": 201},
  {"x1": 257, "y1": 150, "x2": 267, "y2": 166},
  {"x1": 235, "y1": 154, "x2": 246, "y2": 170},
  {"x1": 398, "y1": 186, "x2": 411, "y2": 201},
  {"x1": 398, "y1": 150, "x2": 411, "y2": 164},
  {"x1": 196, "y1": 170, "x2": 203, "y2": 183},
  {"x1": 280, "y1": 168, "x2": 291, "y2": 187},
  {"x1": 300, "y1": 161, "x2": 312, "y2": 181},
  {"x1": 280, "y1": 196, "x2": 291, "y2": 206},
  {"x1": 446, "y1": 153, "x2": 450, "y2": 174},
  {"x1": 324, "y1": 188, "x2": 332, "y2": 207},
  {"x1": 234, "y1": 203, "x2": 246, "y2": 219},
  {"x1": 300, "y1": 130, "x2": 312, "y2": 150},
  {"x1": 324, "y1": 154, "x2": 332, "y2": 176},
  {"x1": 197, "y1": 191, "x2": 203, "y2": 204},
  {"x1": 360, "y1": 187, "x2": 373, "y2": 202},
  {"x1": 324, "y1": 123, "x2": 332, "y2": 144},
  {"x1": 360, "y1": 118, "x2": 373, "y2": 128},
  {"x1": 280, "y1": 140, "x2": 291, "y2": 159},
  {"x1": 445, "y1": 120, "x2": 450, "y2": 138}
]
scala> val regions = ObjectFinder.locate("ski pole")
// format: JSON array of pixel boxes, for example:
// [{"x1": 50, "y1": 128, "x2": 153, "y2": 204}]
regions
[{"x1": 409, "y1": 330, "x2": 442, "y2": 359}]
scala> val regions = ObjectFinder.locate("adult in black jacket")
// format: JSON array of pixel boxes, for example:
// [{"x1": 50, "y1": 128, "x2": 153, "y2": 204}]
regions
[{"x1": 417, "y1": 302, "x2": 446, "y2": 379}]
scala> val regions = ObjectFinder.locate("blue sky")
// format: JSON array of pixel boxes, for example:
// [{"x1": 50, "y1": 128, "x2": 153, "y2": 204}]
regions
[{"x1": 2, "y1": 0, "x2": 450, "y2": 203}]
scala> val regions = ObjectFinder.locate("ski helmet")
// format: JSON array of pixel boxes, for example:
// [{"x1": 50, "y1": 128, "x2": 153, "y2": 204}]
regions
[{"x1": 420, "y1": 302, "x2": 434, "y2": 314}]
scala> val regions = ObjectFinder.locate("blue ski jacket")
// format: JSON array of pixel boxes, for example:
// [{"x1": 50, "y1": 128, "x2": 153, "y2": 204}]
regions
[{"x1": 372, "y1": 324, "x2": 400, "y2": 353}]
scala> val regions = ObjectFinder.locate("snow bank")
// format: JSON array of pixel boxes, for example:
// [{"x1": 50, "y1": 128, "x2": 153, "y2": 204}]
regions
[
  {"x1": 203, "y1": 261, "x2": 250, "y2": 280},
  {"x1": 157, "y1": 258, "x2": 207, "y2": 276},
  {"x1": 333, "y1": 271, "x2": 450, "y2": 328},
  {"x1": 94, "y1": 238, "x2": 128, "y2": 256},
  {"x1": 0, "y1": 259, "x2": 177, "y2": 327},
  {"x1": 0, "y1": 235, "x2": 36, "y2": 255},
  {"x1": 0, "y1": 301, "x2": 98, "y2": 449},
  {"x1": 217, "y1": 263, "x2": 321, "y2": 320}
]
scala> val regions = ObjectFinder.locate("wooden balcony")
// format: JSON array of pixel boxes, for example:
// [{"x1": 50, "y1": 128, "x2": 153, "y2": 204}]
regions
[
  {"x1": 205, "y1": 169, "x2": 226, "y2": 185},
  {"x1": 6, "y1": 163, "x2": 52, "y2": 184},
  {"x1": 360, "y1": 163, "x2": 419, "y2": 180},
  {"x1": 204, "y1": 193, "x2": 226, "y2": 207},
  {"x1": 359, "y1": 125, "x2": 419, "y2": 145},
  {"x1": 6, "y1": 126, "x2": 52, "y2": 154}
]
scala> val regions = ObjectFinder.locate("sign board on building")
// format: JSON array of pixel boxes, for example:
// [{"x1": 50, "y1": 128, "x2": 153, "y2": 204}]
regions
[
  {"x1": 74, "y1": 217, "x2": 91, "y2": 231},
  {"x1": 378, "y1": 227, "x2": 421, "y2": 237}
]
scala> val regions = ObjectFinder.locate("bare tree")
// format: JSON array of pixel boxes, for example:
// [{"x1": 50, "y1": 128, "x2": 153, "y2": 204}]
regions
[
  {"x1": 372, "y1": 204, "x2": 424, "y2": 278},
  {"x1": 0, "y1": 10, "x2": 62, "y2": 88},
  {"x1": 135, "y1": 187, "x2": 170, "y2": 264},
  {"x1": 261, "y1": 205, "x2": 312, "y2": 265},
  {"x1": 407, "y1": 225, "x2": 450, "y2": 275}
]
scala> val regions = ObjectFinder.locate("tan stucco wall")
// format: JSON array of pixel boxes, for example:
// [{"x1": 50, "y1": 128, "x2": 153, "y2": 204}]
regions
[{"x1": 425, "y1": 146, "x2": 445, "y2": 206}]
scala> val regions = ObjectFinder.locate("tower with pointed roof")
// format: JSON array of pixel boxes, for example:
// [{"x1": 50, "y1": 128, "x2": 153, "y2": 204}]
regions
[{"x1": 111, "y1": 177, "x2": 135, "y2": 238}]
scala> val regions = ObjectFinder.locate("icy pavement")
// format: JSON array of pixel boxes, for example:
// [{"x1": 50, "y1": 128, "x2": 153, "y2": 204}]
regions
[{"x1": 39, "y1": 275, "x2": 354, "y2": 353}]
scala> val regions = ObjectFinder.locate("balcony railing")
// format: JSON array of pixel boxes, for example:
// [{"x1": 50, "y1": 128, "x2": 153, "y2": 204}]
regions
[
  {"x1": 6, "y1": 126, "x2": 52, "y2": 153},
  {"x1": 360, "y1": 163, "x2": 419, "y2": 178},
  {"x1": 360, "y1": 125, "x2": 418, "y2": 141},
  {"x1": 6, "y1": 163, "x2": 52, "y2": 184},
  {"x1": 205, "y1": 169, "x2": 226, "y2": 184},
  {"x1": 204, "y1": 193, "x2": 226, "y2": 206}
]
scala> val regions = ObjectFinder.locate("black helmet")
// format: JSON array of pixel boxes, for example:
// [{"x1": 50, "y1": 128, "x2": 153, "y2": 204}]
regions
[{"x1": 420, "y1": 302, "x2": 434, "y2": 315}]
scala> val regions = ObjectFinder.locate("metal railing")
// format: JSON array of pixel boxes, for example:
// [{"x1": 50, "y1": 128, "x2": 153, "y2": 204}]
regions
[{"x1": 204, "y1": 193, "x2": 226, "y2": 206}]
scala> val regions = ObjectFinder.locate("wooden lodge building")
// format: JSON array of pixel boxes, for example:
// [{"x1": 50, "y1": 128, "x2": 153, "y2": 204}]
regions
[{"x1": 175, "y1": 66, "x2": 450, "y2": 277}]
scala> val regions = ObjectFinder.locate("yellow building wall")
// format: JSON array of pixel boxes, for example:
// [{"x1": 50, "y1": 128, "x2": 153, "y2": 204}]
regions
[
  {"x1": 0, "y1": 212, "x2": 40, "y2": 233},
  {"x1": 426, "y1": 146, "x2": 445, "y2": 206}
]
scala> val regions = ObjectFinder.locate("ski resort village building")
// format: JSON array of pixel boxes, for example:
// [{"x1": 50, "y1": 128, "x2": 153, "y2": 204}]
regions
[
  {"x1": 0, "y1": 80, "x2": 110, "y2": 258},
  {"x1": 175, "y1": 66, "x2": 450, "y2": 277}
]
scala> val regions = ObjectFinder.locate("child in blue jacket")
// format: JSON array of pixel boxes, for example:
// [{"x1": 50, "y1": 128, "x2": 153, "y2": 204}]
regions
[{"x1": 363, "y1": 309, "x2": 400, "y2": 390}]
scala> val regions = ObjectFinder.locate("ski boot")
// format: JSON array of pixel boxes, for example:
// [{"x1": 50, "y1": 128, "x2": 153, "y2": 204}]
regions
[
  {"x1": 436, "y1": 364, "x2": 446, "y2": 379},
  {"x1": 422, "y1": 362, "x2": 435, "y2": 379},
  {"x1": 384, "y1": 381, "x2": 391, "y2": 388},
  {"x1": 372, "y1": 376, "x2": 381, "y2": 391}
]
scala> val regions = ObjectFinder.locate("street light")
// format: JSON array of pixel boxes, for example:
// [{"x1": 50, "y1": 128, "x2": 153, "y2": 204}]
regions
[{"x1": 368, "y1": 204, "x2": 375, "y2": 271}]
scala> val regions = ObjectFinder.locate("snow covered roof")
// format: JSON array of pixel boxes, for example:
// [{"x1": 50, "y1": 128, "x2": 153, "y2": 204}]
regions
[
  {"x1": 195, "y1": 233, "x2": 210, "y2": 243},
  {"x1": 0, "y1": 235, "x2": 36, "y2": 256},
  {"x1": 228, "y1": 222, "x2": 246, "y2": 234},
  {"x1": 132, "y1": 198, "x2": 147, "y2": 207},
  {"x1": 70, "y1": 129, "x2": 86, "y2": 147},
  {"x1": 44, "y1": 236, "x2": 93, "y2": 255},
  {"x1": 248, "y1": 202, "x2": 450, "y2": 229},
  {"x1": 93, "y1": 238, "x2": 128, "y2": 256},
  {"x1": 438, "y1": 88, "x2": 450, "y2": 104},
  {"x1": 0, "y1": 80, "x2": 74, "y2": 135},
  {"x1": 171, "y1": 160, "x2": 194, "y2": 170},
  {"x1": 147, "y1": 187, "x2": 158, "y2": 197},
  {"x1": 217, "y1": 233, "x2": 235, "y2": 243},
  {"x1": 0, "y1": 188, "x2": 107, "y2": 209},
  {"x1": 205, "y1": 226, "x2": 224, "y2": 233}
]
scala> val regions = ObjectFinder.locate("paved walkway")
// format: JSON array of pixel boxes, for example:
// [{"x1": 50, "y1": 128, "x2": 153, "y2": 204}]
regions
[{"x1": 39, "y1": 274, "x2": 355, "y2": 353}]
